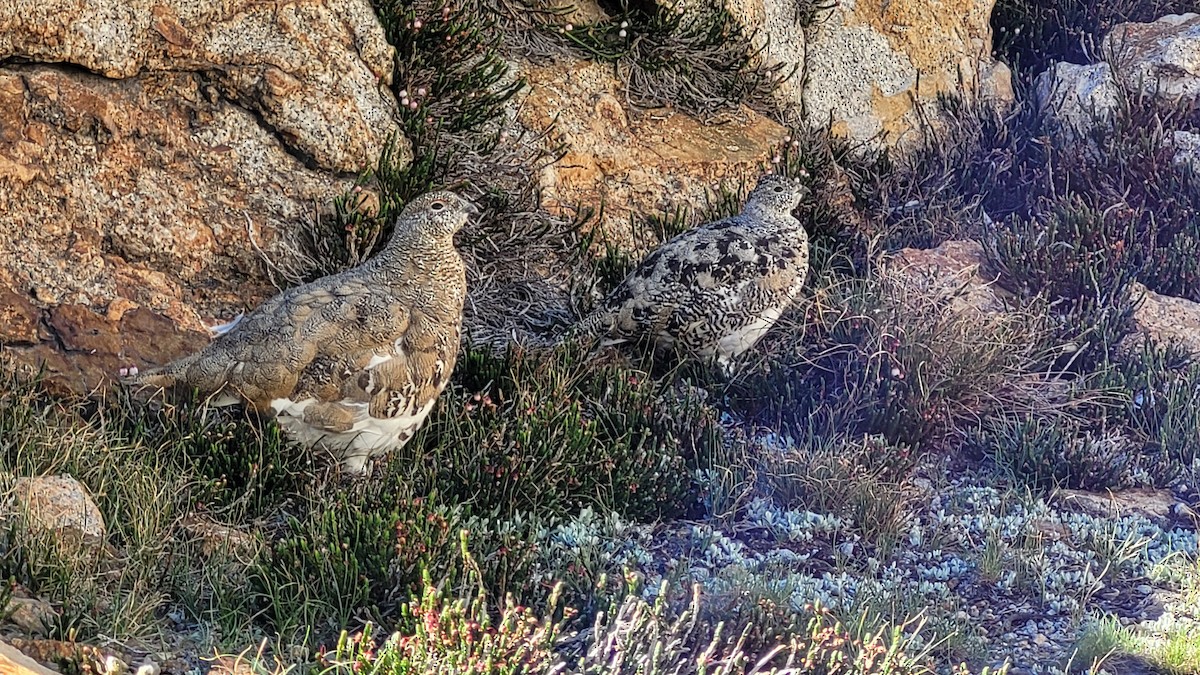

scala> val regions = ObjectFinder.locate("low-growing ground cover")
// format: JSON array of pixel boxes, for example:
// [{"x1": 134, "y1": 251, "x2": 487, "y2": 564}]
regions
[{"x1": 3, "y1": 0, "x2": 1200, "y2": 674}]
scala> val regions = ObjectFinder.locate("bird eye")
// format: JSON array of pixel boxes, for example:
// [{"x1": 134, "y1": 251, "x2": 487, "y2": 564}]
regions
[
  {"x1": 773, "y1": 186, "x2": 785, "y2": 193},
  {"x1": 430, "y1": 201, "x2": 446, "y2": 211}
]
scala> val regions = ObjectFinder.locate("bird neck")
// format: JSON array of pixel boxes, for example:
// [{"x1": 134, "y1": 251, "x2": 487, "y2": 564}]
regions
[
  {"x1": 743, "y1": 205, "x2": 801, "y2": 229},
  {"x1": 371, "y1": 230, "x2": 458, "y2": 271}
]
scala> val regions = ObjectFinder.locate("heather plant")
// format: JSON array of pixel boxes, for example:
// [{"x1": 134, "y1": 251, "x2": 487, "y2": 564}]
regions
[
  {"x1": 729, "y1": 267, "x2": 1045, "y2": 453},
  {"x1": 317, "y1": 568, "x2": 967, "y2": 675},
  {"x1": 966, "y1": 414, "x2": 1138, "y2": 492},
  {"x1": 552, "y1": 0, "x2": 791, "y2": 120},
  {"x1": 991, "y1": 0, "x2": 1200, "y2": 74}
]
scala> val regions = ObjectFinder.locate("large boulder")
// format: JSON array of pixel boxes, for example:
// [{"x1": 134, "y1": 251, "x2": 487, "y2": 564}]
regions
[
  {"x1": 1103, "y1": 13, "x2": 1200, "y2": 103},
  {"x1": 0, "y1": 0, "x2": 404, "y2": 173},
  {"x1": 1034, "y1": 62, "x2": 1121, "y2": 143},
  {"x1": 0, "y1": 65, "x2": 355, "y2": 393},
  {"x1": 515, "y1": 59, "x2": 790, "y2": 248},
  {"x1": 1035, "y1": 14, "x2": 1200, "y2": 151},
  {"x1": 0, "y1": 0, "x2": 402, "y2": 393},
  {"x1": 726, "y1": 0, "x2": 1012, "y2": 148}
]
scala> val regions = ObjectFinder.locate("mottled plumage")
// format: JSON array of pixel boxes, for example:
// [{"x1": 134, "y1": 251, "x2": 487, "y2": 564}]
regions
[
  {"x1": 124, "y1": 191, "x2": 476, "y2": 473},
  {"x1": 573, "y1": 174, "x2": 809, "y2": 370}
]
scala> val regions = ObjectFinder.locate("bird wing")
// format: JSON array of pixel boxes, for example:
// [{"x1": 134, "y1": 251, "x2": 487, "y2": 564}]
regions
[
  {"x1": 288, "y1": 308, "x2": 460, "y2": 432},
  {"x1": 138, "y1": 271, "x2": 414, "y2": 410}
]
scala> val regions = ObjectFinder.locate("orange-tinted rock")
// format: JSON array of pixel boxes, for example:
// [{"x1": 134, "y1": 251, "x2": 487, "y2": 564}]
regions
[
  {"x1": 0, "y1": 639, "x2": 60, "y2": 675},
  {"x1": 0, "y1": 63, "x2": 352, "y2": 393},
  {"x1": 1129, "y1": 282, "x2": 1200, "y2": 358},
  {"x1": 515, "y1": 60, "x2": 789, "y2": 249},
  {"x1": 888, "y1": 240, "x2": 1013, "y2": 317},
  {"x1": 0, "y1": 290, "x2": 43, "y2": 345},
  {"x1": 0, "y1": 0, "x2": 405, "y2": 173},
  {"x1": 8, "y1": 302, "x2": 209, "y2": 394}
]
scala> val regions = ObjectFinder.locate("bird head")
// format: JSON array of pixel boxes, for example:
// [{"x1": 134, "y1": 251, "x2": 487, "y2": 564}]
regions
[
  {"x1": 397, "y1": 190, "x2": 480, "y2": 241},
  {"x1": 743, "y1": 173, "x2": 808, "y2": 218}
]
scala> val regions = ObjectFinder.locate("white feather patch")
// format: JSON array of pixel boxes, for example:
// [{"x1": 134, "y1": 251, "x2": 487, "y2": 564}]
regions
[
  {"x1": 206, "y1": 313, "x2": 245, "y2": 337},
  {"x1": 269, "y1": 396, "x2": 437, "y2": 474}
]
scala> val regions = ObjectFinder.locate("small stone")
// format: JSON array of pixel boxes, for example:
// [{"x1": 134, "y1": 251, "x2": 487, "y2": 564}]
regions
[
  {"x1": 4, "y1": 475, "x2": 106, "y2": 550},
  {"x1": 135, "y1": 661, "x2": 159, "y2": 675},
  {"x1": 179, "y1": 517, "x2": 259, "y2": 559},
  {"x1": 208, "y1": 655, "x2": 256, "y2": 675},
  {"x1": 3, "y1": 596, "x2": 58, "y2": 636},
  {"x1": 1034, "y1": 633, "x2": 1048, "y2": 646}
]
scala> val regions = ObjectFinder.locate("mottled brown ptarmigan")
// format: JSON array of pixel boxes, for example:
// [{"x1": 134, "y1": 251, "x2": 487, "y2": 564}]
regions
[
  {"x1": 570, "y1": 174, "x2": 809, "y2": 371},
  {"x1": 122, "y1": 191, "x2": 476, "y2": 473}
]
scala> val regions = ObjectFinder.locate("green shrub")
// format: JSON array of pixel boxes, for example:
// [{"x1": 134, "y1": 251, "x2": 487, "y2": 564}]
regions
[
  {"x1": 967, "y1": 414, "x2": 1137, "y2": 491},
  {"x1": 985, "y1": 198, "x2": 1142, "y2": 374},
  {"x1": 730, "y1": 270, "x2": 1044, "y2": 453},
  {"x1": 419, "y1": 344, "x2": 717, "y2": 520},
  {"x1": 991, "y1": 0, "x2": 1200, "y2": 75},
  {"x1": 96, "y1": 389, "x2": 318, "y2": 519},
  {"x1": 1090, "y1": 343, "x2": 1200, "y2": 483},
  {"x1": 556, "y1": 0, "x2": 791, "y2": 119}
]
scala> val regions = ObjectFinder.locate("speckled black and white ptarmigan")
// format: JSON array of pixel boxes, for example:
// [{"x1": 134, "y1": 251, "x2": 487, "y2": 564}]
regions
[
  {"x1": 122, "y1": 191, "x2": 476, "y2": 473},
  {"x1": 572, "y1": 174, "x2": 809, "y2": 370}
]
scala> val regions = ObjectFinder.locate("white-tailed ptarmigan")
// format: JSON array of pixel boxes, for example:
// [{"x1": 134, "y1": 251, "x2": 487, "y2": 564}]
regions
[
  {"x1": 571, "y1": 173, "x2": 809, "y2": 371},
  {"x1": 123, "y1": 190, "x2": 475, "y2": 473}
]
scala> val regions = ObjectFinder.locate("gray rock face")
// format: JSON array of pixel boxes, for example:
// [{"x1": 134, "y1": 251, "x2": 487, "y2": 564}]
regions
[
  {"x1": 793, "y1": 0, "x2": 1006, "y2": 148},
  {"x1": 1170, "y1": 130, "x2": 1200, "y2": 170},
  {"x1": 0, "y1": 0, "x2": 405, "y2": 173},
  {"x1": 1035, "y1": 13, "x2": 1200, "y2": 149},
  {"x1": 803, "y1": 12, "x2": 917, "y2": 143},
  {"x1": 1034, "y1": 61, "x2": 1121, "y2": 143},
  {"x1": 1104, "y1": 13, "x2": 1200, "y2": 103},
  {"x1": 684, "y1": 0, "x2": 1010, "y2": 149}
]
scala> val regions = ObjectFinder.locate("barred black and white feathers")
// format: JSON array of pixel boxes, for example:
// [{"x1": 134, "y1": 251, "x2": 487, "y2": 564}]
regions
[{"x1": 572, "y1": 174, "x2": 810, "y2": 370}]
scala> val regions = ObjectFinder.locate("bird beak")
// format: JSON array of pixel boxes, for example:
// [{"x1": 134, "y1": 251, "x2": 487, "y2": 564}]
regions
[{"x1": 465, "y1": 201, "x2": 480, "y2": 216}]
